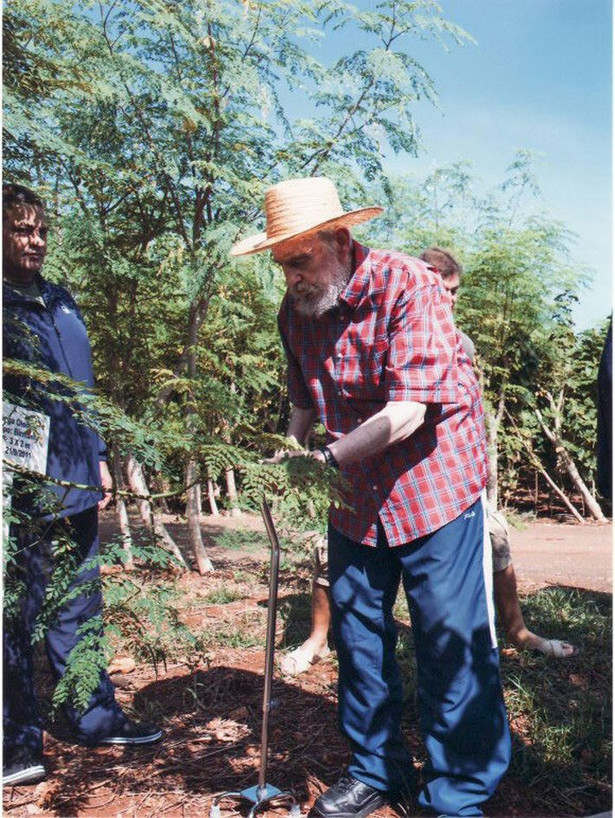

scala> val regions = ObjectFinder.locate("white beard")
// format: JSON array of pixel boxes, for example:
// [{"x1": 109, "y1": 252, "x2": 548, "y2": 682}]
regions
[
  {"x1": 291, "y1": 261, "x2": 350, "y2": 318},
  {"x1": 293, "y1": 281, "x2": 346, "y2": 317}
]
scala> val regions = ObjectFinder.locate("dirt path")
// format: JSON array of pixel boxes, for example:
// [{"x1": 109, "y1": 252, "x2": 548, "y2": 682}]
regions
[
  {"x1": 138, "y1": 510, "x2": 613, "y2": 595},
  {"x1": 506, "y1": 520, "x2": 612, "y2": 594}
]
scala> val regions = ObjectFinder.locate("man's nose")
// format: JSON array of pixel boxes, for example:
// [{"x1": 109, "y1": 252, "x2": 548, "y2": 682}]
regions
[
  {"x1": 284, "y1": 266, "x2": 302, "y2": 287},
  {"x1": 30, "y1": 231, "x2": 46, "y2": 247}
]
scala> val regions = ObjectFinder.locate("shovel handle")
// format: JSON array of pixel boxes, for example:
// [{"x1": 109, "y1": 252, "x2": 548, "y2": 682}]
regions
[{"x1": 258, "y1": 496, "x2": 282, "y2": 790}]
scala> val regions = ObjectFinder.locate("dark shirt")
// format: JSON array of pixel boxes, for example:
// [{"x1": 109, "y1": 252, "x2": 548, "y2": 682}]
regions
[{"x1": 597, "y1": 318, "x2": 612, "y2": 500}]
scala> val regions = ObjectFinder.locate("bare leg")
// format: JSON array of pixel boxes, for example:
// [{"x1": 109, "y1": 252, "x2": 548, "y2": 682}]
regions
[
  {"x1": 494, "y1": 564, "x2": 576, "y2": 657},
  {"x1": 304, "y1": 583, "x2": 332, "y2": 653},
  {"x1": 280, "y1": 583, "x2": 332, "y2": 675}
]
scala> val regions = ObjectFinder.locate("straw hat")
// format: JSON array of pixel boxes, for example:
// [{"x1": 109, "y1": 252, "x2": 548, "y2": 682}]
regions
[{"x1": 230, "y1": 177, "x2": 384, "y2": 257}]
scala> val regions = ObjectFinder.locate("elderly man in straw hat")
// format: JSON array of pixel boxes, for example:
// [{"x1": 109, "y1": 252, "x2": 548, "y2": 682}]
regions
[{"x1": 232, "y1": 177, "x2": 511, "y2": 818}]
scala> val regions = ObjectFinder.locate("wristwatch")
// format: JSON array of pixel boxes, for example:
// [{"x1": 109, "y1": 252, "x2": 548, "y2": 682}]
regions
[{"x1": 320, "y1": 446, "x2": 340, "y2": 469}]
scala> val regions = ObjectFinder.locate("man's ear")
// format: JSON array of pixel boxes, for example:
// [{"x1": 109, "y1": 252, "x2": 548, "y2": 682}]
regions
[{"x1": 334, "y1": 227, "x2": 352, "y2": 262}]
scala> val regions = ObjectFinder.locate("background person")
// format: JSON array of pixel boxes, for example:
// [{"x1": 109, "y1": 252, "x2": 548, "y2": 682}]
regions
[
  {"x1": 279, "y1": 533, "x2": 331, "y2": 675},
  {"x1": 596, "y1": 316, "x2": 612, "y2": 501},
  {"x1": 2, "y1": 184, "x2": 162, "y2": 788},
  {"x1": 232, "y1": 177, "x2": 510, "y2": 818},
  {"x1": 420, "y1": 246, "x2": 576, "y2": 659}
]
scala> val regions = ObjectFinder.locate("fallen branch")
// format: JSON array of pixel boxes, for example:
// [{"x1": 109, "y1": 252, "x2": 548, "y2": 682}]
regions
[{"x1": 504, "y1": 409, "x2": 585, "y2": 524}]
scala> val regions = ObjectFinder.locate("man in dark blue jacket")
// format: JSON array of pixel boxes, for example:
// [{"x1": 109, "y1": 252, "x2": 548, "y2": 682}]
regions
[{"x1": 3, "y1": 184, "x2": 162, "y2": 787}]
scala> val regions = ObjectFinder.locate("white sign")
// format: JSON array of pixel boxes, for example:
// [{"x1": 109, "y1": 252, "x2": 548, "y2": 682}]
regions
[{"x1": 3, "y1": 402, "x2": 50, "y2": 475}]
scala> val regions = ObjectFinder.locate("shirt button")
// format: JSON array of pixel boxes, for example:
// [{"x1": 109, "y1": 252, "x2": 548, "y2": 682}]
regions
[{"x1": 372, "y1": 485, "x2": 378, "y2": 491}]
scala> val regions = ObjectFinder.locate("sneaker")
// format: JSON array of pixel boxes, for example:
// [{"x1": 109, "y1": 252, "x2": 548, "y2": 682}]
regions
[
  {"x1": 96, "y1": 718, "x2": 163, "y2": 746},
  {"x1": 309, "y1": 773, "x2": 386, "y2": 818},
  {"x1": 3, "y1": 751, "x2": 46, "y2": 786}
]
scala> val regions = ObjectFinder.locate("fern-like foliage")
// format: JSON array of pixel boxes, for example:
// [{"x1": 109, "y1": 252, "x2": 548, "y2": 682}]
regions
[{"x1": 52, "y1": 616, "x2": 112, "y2": 715}]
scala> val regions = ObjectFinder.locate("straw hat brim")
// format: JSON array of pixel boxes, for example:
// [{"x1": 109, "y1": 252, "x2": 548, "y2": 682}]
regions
[{"x1": 230, "y1": 206, "x2": 384, "y2": 257}]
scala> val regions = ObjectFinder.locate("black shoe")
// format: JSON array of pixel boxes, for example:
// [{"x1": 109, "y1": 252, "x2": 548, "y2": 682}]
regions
[
  {"x1": 309, "y1": 773, "x2": 386, "y2": 818},
  {"x1": 96, "y1": 718, "x2": 163, "y2": 746},
  {"x1": 3, "y1": 750, "x2": 46, "y2": 786}
]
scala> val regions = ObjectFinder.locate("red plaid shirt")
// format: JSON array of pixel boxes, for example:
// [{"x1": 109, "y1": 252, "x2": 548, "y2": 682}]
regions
[{"x1": 278, "y1": 242, "x2": 488, "y2": 547}]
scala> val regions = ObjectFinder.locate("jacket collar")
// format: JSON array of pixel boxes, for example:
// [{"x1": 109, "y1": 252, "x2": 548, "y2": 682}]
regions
[{"x1": 3, "y1": 273, "x2": 57, "y2": 307}]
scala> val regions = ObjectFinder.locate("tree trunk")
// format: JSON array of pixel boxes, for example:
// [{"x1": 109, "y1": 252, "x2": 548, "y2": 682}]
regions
[
  {"x1": 222, "y1": 380, "x2": 242, "y2": 516},
  {"x1": 125, "y1": 454, "x2": 188, "y2": 570},
  {"x1": 553, "y1": 439, "x2": 607, "y2": 522},
  {"x1": 185, "y1": 453, "x2": 213, "y2": 573},
  {"x1": 184, "y1": 297, "x2": 214, "y2": 573},
  {"x1": 104, "y1": 285, "x2": 135, "y2": 568},
  {"x1": 195, "y1": 479, "x2": 202, "y2": 516},
  {"x1": 485, "y1": 410, "x2": 499, "y2": 512},
  {"x1": 111, "y1": 445, "x2": 134, "y2": 570},
  {"x1": 506, "y1": 406, "x2": 586, "y2": 523},
  {"x1": 485, "y1": 389, "x2": 507, "y2": 511},
  {"x1": 206, "y1": 479, "x2": 220, "y2": 516},
  {"x1": 535, "y1": 398, "x2": 607, "y2": 522},
  {"x1": 535, "y1": 463, "x2": 585, "y2": 524},
  {"x1": 225, "y1": 466, "x2": 242, "y2": 517}
]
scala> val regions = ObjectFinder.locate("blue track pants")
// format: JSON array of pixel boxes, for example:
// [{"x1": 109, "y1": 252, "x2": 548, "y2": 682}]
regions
[
  {"x1": 328, "y1": 497, "x2": 511, "y2": 816},
  {"x1": 3, "y1": 505, "x2": 124, "y2": 759}
]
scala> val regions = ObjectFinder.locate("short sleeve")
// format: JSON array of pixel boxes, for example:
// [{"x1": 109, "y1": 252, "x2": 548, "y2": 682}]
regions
[{"x1": 384, "y1": 282, "x2": 459, "y2": 404}]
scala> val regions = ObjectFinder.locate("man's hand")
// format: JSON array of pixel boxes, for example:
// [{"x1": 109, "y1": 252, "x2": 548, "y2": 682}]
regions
[
  {"x1": 263, "y1": 425, "x2": 315, "y2": 464},
  {"x1": 98, "y1": 460, "x2": 113, "y2": 510},
  {"x1": 265, "y1": 448, "x2": 327, "y2": 465},
  {"x1": 263, "y1": 448, "x2": 306, "y2": 465},
  {"x1": 262, "y1": 405, "x2": 327, "y2": 469}
]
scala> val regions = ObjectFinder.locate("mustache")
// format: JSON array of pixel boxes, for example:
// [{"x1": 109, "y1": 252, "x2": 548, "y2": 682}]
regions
[
  {"x1": 291, "y1": 282, "x2": 346, "y2": 318},
  {"x1": 290, "y1": 282, "x2": 317, "y2": 296}
]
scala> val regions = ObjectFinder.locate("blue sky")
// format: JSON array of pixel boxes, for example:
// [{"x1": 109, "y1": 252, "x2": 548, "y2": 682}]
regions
[{"x1": 380, "y1": 0, "x2": 612, "y2": 330}]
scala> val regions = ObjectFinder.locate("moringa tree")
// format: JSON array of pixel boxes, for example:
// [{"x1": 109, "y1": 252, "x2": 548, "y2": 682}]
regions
[{"x1": 4, "y1": 0, "x2": 471, "y2": 570}]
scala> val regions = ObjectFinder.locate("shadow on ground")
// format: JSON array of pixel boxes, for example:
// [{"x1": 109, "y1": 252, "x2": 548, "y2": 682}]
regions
[{"x1": 36, "y1": 665, "x2": 348, "y2": 816}]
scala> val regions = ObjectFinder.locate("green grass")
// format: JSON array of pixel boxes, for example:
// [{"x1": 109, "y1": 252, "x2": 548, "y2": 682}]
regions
[
  {"x1": 392, "y1": 584, "x2": 611, "y2": 814},
  {"x1": 204, "y1": 587, "x2": 245, "y2": 604},
  {"x1": 498, "y1": 586, "x2": 612, "y2": 813},
  {"x1": 211, "y1": 529, "x2": 270, "y2": 551},
  {"x1": 505, "y1": 509, "x2": 536, "y2": 530}
]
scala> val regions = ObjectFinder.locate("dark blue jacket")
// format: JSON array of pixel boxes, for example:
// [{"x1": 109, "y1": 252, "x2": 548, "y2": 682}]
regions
[{"x1": 3, "y1": 275, "x2": 104, "y2": 517}]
